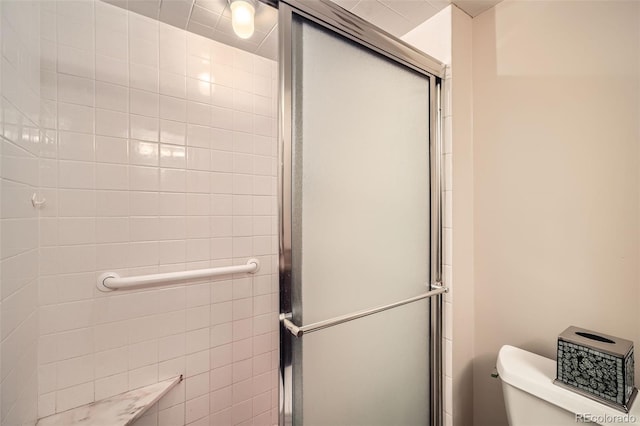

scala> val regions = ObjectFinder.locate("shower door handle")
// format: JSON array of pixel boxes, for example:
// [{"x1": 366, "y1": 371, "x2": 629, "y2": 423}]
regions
[{"x1": 280, "y1": 285, "x2": 448, "y2": 337}]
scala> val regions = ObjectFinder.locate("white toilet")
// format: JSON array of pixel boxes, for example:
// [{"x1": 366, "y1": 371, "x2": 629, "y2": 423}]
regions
[{"x1": 497, "y1": 345, "x2": 640, "y2": 425}]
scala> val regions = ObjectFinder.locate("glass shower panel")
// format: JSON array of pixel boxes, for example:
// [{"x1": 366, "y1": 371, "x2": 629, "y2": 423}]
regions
[
  {"x1": 290, "y1": 14, "x2": 432, "y2": 425},
  {"x1": 301, "y1": 300, "x2": 430, "y2": 425}
]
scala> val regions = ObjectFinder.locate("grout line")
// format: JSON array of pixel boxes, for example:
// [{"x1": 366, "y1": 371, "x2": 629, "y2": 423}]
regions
[
  {"x1": 93, "y1": 0, "x2": 99, "y2": 296},
  {"x1": 186, "y1": 0, "x2": 198, "y2": 30},
  {"x1": 255, "y1": 21, "x2": 276, "y2": 54}
]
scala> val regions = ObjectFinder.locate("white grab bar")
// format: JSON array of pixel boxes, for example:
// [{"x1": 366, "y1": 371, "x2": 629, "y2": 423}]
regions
[{"x1": 97, "y1": 258, "x2": 261, "y2": 292}]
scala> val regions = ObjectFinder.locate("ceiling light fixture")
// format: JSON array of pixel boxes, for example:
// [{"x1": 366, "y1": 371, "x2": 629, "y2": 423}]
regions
[{"x1": 229, "y1": 0, "x2": 256, "y2": 39}]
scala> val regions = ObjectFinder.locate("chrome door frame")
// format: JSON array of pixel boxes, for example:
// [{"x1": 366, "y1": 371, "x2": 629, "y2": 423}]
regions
[{"x1": 277, "y1": 1, "x2": 445, "y2": 424}]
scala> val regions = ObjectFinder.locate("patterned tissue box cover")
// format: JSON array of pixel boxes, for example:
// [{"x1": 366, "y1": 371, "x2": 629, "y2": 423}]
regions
[{"x1": 555, "y1": 326, "x2": 637, "y2": 412}]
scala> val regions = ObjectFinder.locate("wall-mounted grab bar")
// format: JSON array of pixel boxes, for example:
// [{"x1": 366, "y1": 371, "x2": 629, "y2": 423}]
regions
[
  {"x1": 97, "y1": 258, "x2": 261, "y2": 292},
  {"x1": 280, "y1": 285, "x2": 448, "y2": 337}
]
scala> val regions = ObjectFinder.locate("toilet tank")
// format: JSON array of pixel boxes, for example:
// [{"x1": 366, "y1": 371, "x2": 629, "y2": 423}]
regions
[
  {"x1": 497, "y1": 345, "x2": 640, "y2": 426},
  {"x1": 501, "y1": 382, "x2": 581, "y2": 425}
]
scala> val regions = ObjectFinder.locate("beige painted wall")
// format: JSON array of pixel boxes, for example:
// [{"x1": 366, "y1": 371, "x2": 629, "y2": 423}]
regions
[{"x1": 472, "y1": 1, "x2": 640, "y2": 425}]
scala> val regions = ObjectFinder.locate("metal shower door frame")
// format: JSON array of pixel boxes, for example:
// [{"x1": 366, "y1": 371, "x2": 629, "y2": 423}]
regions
[{"x1": 276, "y1": 1, "x2": 446, "y2": 424}]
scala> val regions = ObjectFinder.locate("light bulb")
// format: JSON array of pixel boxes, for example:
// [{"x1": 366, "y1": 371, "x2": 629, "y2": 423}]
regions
[{"x1": 230, "y1": 0, "x2": 255, "y2": 39}]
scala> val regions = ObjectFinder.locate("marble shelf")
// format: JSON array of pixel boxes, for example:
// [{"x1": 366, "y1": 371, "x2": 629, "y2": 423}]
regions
[{"x1": 36, "y1": 375, "x2": 183, "y2": 426}]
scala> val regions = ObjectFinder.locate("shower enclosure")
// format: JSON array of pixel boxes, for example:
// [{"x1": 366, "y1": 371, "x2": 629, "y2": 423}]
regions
[
  {"x1": 0, "y1": 0, "x2": 445, "y2": 424},
  {"x1": 275, "y1": 1, "x2": 446, "y2": 425}
]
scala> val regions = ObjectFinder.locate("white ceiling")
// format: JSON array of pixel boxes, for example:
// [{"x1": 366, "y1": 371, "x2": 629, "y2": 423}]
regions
[
  {"x1": 452, "y1": 0, "x2": 502, "y2": 17},
  {"x1": 332, "y1": 0, "x2": 503, "y2": 42},
  {"x1": 104, "y1": 0, "x2": 501, "y2": 61}
]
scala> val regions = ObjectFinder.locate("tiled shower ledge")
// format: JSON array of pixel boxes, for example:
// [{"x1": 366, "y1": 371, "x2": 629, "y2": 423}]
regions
[{"x1": 36, "y1": 376, "x2": 183, "y2": 426}]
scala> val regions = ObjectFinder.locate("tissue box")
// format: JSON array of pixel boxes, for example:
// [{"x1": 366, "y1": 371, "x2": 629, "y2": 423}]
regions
[{"x1": 555, "y1": 326, "x2": 637, "y2": 412}]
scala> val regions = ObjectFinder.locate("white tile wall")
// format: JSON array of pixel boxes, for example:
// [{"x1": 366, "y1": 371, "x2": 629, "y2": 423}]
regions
[
  {"x1": 0, "y1": 0, "x2": 42, "y2": 425},
  {"x1": 37, "y1": 1, "x2": 279, "y2": 425},
  {"x1": 443, "y1": 66, "x2": 454, "y2": 426}
]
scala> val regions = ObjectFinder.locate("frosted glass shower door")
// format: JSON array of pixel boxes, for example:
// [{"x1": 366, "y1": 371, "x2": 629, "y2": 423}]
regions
[{"x1": 280, "y1": 2, "x2": 442, "y2": 425}]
